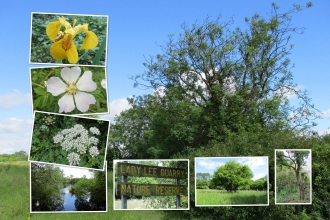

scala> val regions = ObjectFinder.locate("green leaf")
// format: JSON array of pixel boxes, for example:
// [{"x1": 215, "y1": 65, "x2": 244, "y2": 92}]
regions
[{"x1": 92, "y1": 37, "x2": 106, "y2": 65}]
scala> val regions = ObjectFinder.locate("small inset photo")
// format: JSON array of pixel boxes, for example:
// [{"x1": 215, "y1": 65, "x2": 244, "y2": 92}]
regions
[
  {"x1": 275, "y1": 149, "x2": 312, "y2": 204},
  {"x1": 30, "y1": 12, "x2": 108, "y2": 66},
  {"x1": 30, "y1": 162, "x2": 107, "y2": 212},
  {"x1": 30, "y1": 66, "x2": 108, "y2": 115},
  {"x1": 29, "y1": 111, "x2": 109, "y2": 170},
  {"x1": 195, "y1": 157, "x2": 269, "y2": 206},
  {"x1": 113, "y1": 159, "x2": 189, "y2": 210}
]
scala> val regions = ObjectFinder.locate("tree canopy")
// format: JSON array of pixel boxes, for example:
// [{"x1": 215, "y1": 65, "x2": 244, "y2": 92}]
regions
[{"x1": 211, "y1": 160, "x2": 253, "y2": 192}]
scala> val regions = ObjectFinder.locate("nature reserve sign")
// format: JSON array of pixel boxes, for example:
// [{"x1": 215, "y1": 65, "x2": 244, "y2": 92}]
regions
[
  {"x1": 116, "y1": 183, "x2": 187, "y2": 196},
  {"x1": 116, "y1": 162, "x2": 187, "y2": 179}
]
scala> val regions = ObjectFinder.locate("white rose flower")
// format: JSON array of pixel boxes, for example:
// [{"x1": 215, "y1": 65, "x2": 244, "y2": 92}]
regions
[{"x1": 46, "y1": 67, "x2": 97, "y2": 113}]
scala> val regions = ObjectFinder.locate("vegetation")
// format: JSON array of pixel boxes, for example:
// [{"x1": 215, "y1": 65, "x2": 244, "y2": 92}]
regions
[
  {"x1": 276, "y1": 150, "x2": 311, "y2": 203},
  {"x1": 196, "y1": 189, "x2": 267, "y2": 205},
  {"x1": 114, "y1": 160, "x2": 189, "y2": 209},
  {"x1": 31, "y1": 66, "x2": 108, "y2": 114},
  {"x1": 0, "y1": 160, "x2": 169, "y2": 219},
  {"x1": 30, "y1": 13, "x2": 107, "y2": 65},
  {"x1": 106, "y1": 2, "x2": 330, "y2": 219},
  {"x1": 29, "y1": 112, "x2": 109, "y2": 169},
  {"x1": 211, "y1": 161, "x2": 254, "y2": 192}
]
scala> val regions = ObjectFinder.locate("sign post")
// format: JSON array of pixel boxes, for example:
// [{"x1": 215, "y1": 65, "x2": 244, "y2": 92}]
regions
[{"x1": 116, "y1": 162, "x2": 187, "y2": 209}]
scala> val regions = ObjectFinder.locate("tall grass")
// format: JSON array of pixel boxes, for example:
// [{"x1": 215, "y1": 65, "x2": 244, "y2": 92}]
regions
[
  {"x1": 196, "y1": 189, "x2": 268, "y2": 205},
  {"x1": 0, "y1": 161, "x2": 169, "y2": 220}
]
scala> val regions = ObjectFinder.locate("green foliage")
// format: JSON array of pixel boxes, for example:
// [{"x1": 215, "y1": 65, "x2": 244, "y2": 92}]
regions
[
  {"x1": 31, "y1": 66, "x2": 108, "y2": 114},
  {"x1": 30, "y1": 112, "x2": 109, "y2": 169},
  {"x1": 30, "y1": 13, "x2": 107, "y2": 65},
  {"x1": 211, "y1": 161, "x2": 253, "y2": 192},
  {"x1": 31, "y1": 163, "x2": 65, "y2": 211}
]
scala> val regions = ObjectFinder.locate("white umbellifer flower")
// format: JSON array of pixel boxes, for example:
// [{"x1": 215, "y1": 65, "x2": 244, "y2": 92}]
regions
[
  {"x1": 67, "y1": 152, "x2": 80, "y2": 165},
  {"x1": 46, "y1": 67, "x2": 97, "y2": 113},
  {"x1": 40, "y1": 125, "x2": 48, "y2": 130},
  {"x1": 89, "y1": 146, "x2": 99, "y2": 157},
  {"x1": 53, "y1": 133, "x2": 64, "y2": 143},
  {"x1": 101, "y1": 79, "x2": 106, "y2": 89},
  {"x1": 89, "y1": 127, "x2": 100, "y2": 135},
  {"x1": 89, "y1": 136, "x2": 99, "y2": 145}
]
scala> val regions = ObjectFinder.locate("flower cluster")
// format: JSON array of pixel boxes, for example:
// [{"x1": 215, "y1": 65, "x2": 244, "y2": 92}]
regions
[
  {"x1": 40, "y1": 125, "x2": 48, "y2": 130},
  {"x1": 43, "y1": 115, "x2": 56, "y2": 125},
  {"x1": 53, "y1": 124, "x2": 101, "y2": 166}
]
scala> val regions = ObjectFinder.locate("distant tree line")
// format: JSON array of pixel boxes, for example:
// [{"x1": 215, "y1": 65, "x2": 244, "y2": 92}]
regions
[{"x1": 0, "y1": 151, "x2": 28, "y2": 162}]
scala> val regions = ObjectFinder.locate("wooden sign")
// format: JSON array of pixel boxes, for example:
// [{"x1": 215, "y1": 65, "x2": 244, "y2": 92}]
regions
[
  {"x1": 116, "y1": 162, "x2": 187, "y2": 179},
  {"x1": 116, "y1": 183, "x2": 187, "y2": 196}
]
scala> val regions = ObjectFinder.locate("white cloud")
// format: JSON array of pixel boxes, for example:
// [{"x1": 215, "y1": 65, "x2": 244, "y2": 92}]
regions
[
  {"x1": 273, "y1": 85, "x2": 301, "y2": 100},
  {"x1": 100, "y1": 98, "x2": 131, "y2": 122},
  {"x1": 321, "y1": 109, "x2": 330, "y2": 118},
  {"x1": 0, "y1": 117, "x2": 33, "y2": 154},
  {"x1": 61, "y1": 166, "x2": 94, "y2": 178},
  {"x1": 0, "y1": 89, "x2": 31, "y2": 108},
  {"x1": 197, "y1": 158, "x2": 225, "y2": 170},
  {"x1": 238, "y1": 157, "x2": 267, "y2": 171}
]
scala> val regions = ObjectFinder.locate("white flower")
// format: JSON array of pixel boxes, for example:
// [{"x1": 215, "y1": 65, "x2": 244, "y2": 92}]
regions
[
  {"x1": 46, "y1": 67, "x2": 97, "y2": 113},
  {"x1": 89, "y1": 146, "x2": 99, "y2": 157},
  {"x1": 101, "y1": 79, "x2": 107, "y2": 89},
  {"x1": 89, "y1": 127, "x2": 100, "y2": 135},
  {"x1": 67, "y1": 152, "x2": 80, "y2": 165}
]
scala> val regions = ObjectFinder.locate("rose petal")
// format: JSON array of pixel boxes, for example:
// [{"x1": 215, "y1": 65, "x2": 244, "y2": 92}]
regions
[
  {"x1": 46, "y1": 77, "x2": 66, "y2": 96},
  {"x1": 76, "y1": 71, "x2": 97, "y2": 92},
  {"x1": 74, "y1": 91, "x2": 96, "y2": 112},
  {"x1": 61, "y1": 67, "x2": 81, "y2": 84},
  {"x1": 58, "y1": 94, "x2": 75, "y2": 113}
]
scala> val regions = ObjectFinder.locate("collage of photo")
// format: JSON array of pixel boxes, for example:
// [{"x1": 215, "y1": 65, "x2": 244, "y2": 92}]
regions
[
  {"x1": 29, "y1": 12, "x2": 110, "y2": 213},
  {"x1": 27, "y1": 12, "x2": 313, "y2": 215}
]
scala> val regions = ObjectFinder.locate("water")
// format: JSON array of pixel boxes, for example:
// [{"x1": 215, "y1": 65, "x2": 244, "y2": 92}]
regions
[{"x1": 61, "y1": 185, "x2": 77, "y2": 211}]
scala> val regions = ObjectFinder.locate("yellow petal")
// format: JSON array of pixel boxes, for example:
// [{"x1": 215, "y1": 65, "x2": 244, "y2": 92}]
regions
[
  {"x1": 59, "y1": 16, "x2": 72, "y2": 31},
  {"x1": 66, "y1": 42, "x2": 78, "y2": 64},
  {"x1": 46, "y1": 21, "x2": 62, "y2": 42},
  {"x1": 73, "y1": 24, "x2": 88, "y2": 36},
  {"x1": 50, "y1": 40, "x2": 67, "y2": 60},
  {"x1": 80, "y1": 31, "x2": 98, "y2": 50}
]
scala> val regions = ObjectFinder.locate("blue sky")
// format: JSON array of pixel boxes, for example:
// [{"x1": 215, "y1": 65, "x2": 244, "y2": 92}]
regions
[
  {"x1": 1, "y1": 0, "x2": 329, "y2": 154},
  {"x1": 195, "y1": 157, "x2": 268, "y2": 181}
]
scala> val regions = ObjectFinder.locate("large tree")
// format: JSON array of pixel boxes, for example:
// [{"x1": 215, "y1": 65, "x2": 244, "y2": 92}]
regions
[
  {"x1": 109, "y1": 2, "x2": 317, "y2": 160},
  {"x1": 276, "y1": 150, "x2": 310, "y2": 201},
  {"x1": 211, "y1": 160, "x2": 253, "y2": 192}
]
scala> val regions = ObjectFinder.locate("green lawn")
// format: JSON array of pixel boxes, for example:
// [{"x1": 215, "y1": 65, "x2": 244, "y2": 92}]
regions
[
  {"x1": 196, "y1": 189, "x2": 268, "y2": 205},
  {"x1": 0, "y1": 161, "x2": 173, "y2": 220}
]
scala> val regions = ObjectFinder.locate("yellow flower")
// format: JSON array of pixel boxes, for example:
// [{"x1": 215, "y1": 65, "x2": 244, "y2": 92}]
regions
[{"x1": 46, "y1": 16, "x2": 98, "y2": 64}]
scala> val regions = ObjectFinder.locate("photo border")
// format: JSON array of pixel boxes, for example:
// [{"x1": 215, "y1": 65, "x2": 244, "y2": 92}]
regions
[
  {"x1": 113, "y1": 159, "x2": 190, "y2": 211},
  {"x1": 195, "y1": 156, "x2": 269, "y2": 207},
  {"x1": 274, "y1": 149, "x2": 312, "y2": 205},
  {"x1": 29, "y1": 66, "x2": 109, "y2": 116},
  {"x1": 30, "y1": 161, "x2": 108, "y2": 213},
  {"x1": 29, "y1": 12, "x2": 109, "y2": 67},
  {"x1": 28, "y1": 110, "x2": 110, "y2": 171}
]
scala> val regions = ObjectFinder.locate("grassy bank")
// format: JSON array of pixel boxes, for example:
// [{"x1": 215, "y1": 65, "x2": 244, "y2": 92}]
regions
[
  {"x1": 196, "y1": 189, "x2": 268, "y2": 205},
  {"x1": 0, "y1": 161, "x2": 174, "y2": 220}
]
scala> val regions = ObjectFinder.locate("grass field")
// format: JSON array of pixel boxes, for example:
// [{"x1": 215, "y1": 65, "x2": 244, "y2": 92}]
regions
[
  {"x1": 0, "y1": 161, "x2": 182, "y2": 220},
  {"x1": 196, "y1": 189, "x2": 268, "y2": 205}
]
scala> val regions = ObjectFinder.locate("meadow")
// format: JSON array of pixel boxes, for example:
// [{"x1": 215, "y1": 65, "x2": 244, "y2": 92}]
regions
[
  {"x1": 0, "y1": 161, "x2": 179, "y2": 220},
  {"x1": 196, "y1": 189, "x2": 268, "y2": 206}
]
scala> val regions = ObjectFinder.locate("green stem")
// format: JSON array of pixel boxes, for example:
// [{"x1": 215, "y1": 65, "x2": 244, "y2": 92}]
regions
[{"x1": 32, "y1": 82, "x2": 45, "y2": 88}]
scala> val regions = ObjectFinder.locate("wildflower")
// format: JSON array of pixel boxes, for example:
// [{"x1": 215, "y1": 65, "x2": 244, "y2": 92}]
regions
[
  {"x1": 46, "y1": 16, "x2": 98, "y2": 64},
  {"x1": 89, "y1": 146, "x2": 99, "y2": 157},
  {"x1": 89, "y1": 127, "x2": 100, "y2": 135},
  {"x1": 67, "y1": 152, "x2": 80, "y2": 165},
  {"x1": 46, "y1": 67, "x2": 97, "y2": 113},
  {"x1": 40, "y1": 125, "x2": 48, "y2": 130},
  {"x1": 101, "y1": 79, "x2": 107, "y2": 89}
]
